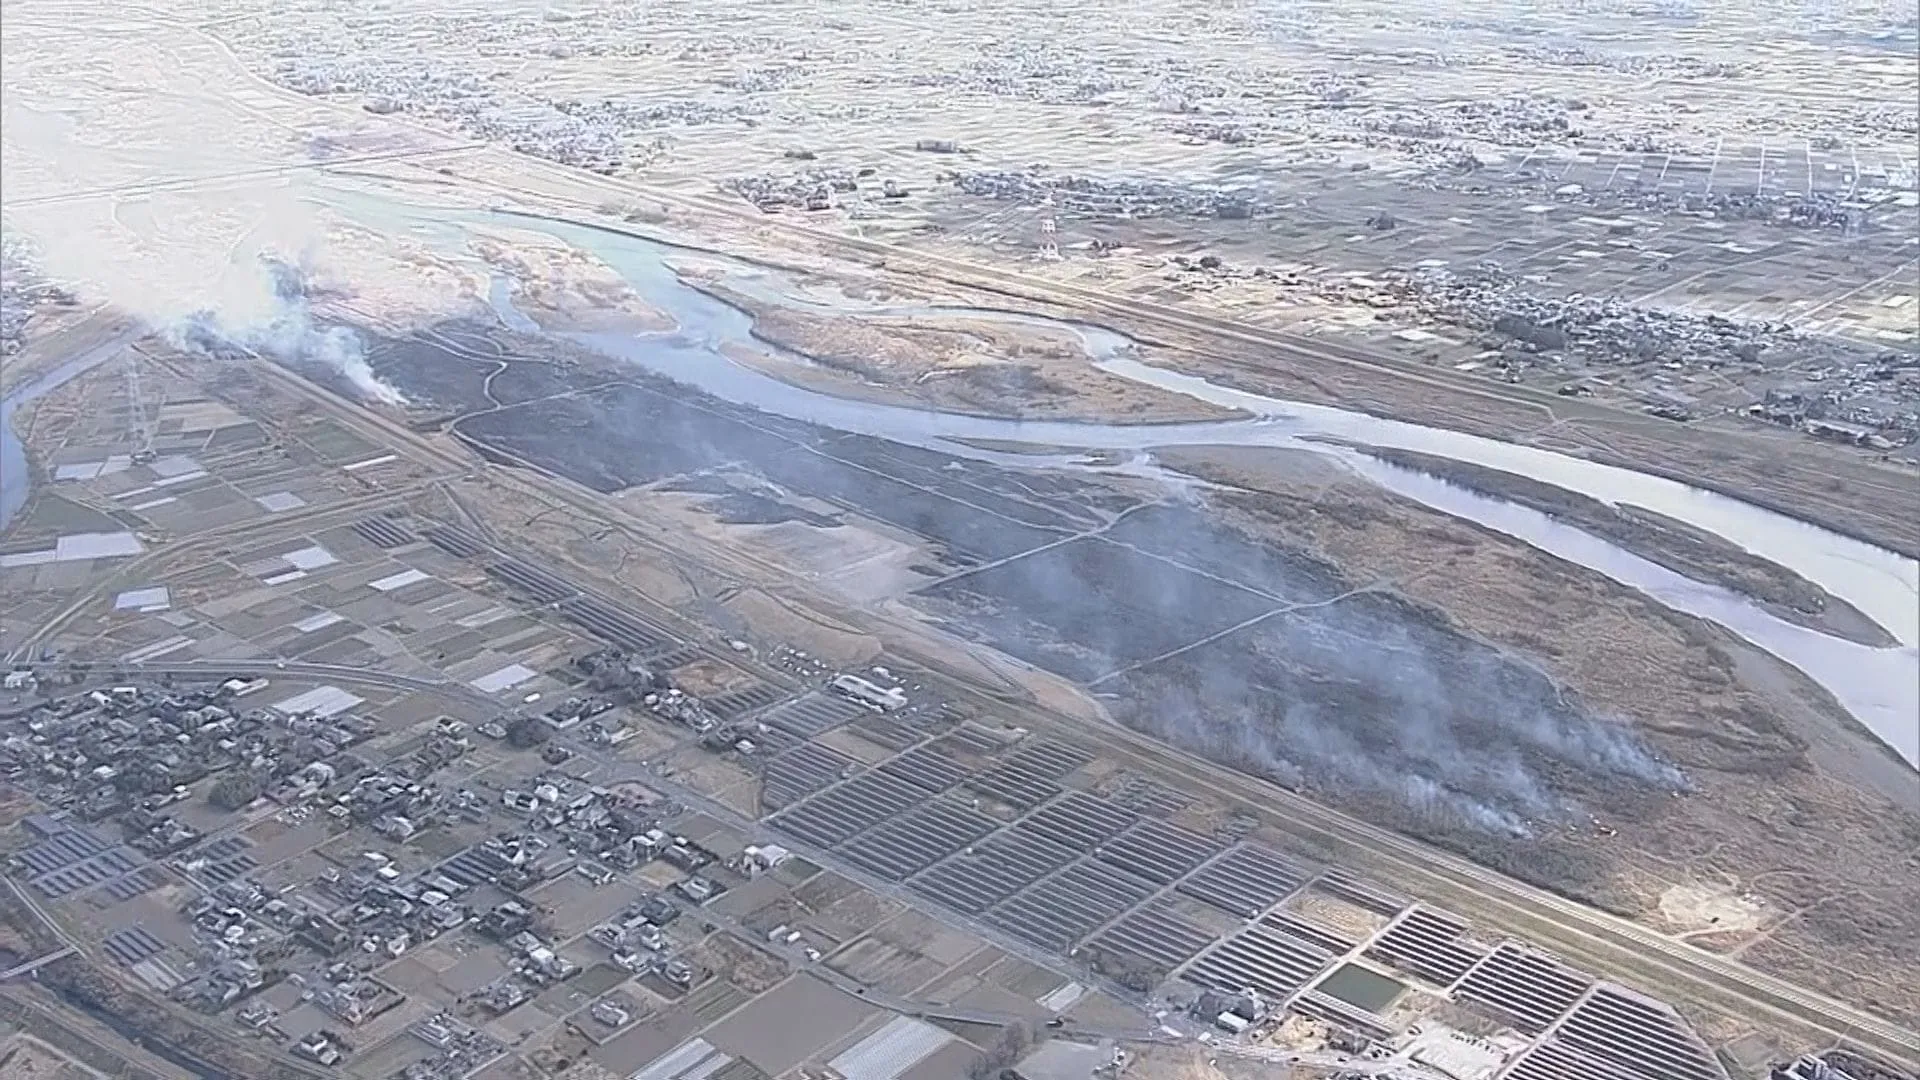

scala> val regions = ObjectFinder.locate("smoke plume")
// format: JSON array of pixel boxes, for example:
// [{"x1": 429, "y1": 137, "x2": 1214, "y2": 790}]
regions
[
  {"x1": 1120, "y1": 604, "x2": 1687, "y2": 839},
  {"x1": 166, "y1": 256, "x2": 406, "y2": 407},
  {"x1": 0, "y1": 94, "x2": 407, "y2": 407}
]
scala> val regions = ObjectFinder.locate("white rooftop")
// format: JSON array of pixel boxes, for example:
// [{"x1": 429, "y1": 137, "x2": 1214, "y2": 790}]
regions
[
  {"x1": 369, "y1": 568, "x2": 430, "y2": 592},
  {"x1": 271, "y1": 686, "x2": 364, "y2": 719},
  {"x1": 114, "y1": 587, "x2": 171, "y2": 612},
  {"x1": 281, "y1": 545, "x2": 338, "y2": 571},
  {"x1": 255, "y1": 491, "x2": 306, "y2": 512},
  {"x1": 293, "y1": 611, "x2": 345, "y2": 633},
  {"x1": 472, "y1": 663, "x2": 538, "y2": 694},
  {"x1": 2, "y1": 531, "x2": 145, "y2": 568},
  {"x1": 829, "y1": 1017, "x2": 950, "y2": 1080}
]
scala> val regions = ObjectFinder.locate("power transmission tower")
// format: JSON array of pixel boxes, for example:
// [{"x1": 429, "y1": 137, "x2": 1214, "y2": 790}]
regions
[
  {"x1": 125, "y1": 351, "x2": 156, "y2": 463},
  {"x1": 1036, "y1": 194, "x2": 1060, "y2": 261}
]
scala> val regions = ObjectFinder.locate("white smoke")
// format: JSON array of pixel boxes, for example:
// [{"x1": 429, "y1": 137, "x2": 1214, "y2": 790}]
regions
[
  {"x1": 2, "y1": 87, "x2": 408, "y2": 406},
  {"x1": 165, "y1": 255, "x2": 407, "y2": 407}
]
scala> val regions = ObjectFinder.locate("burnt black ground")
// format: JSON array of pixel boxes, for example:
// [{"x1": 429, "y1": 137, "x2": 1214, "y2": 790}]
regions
[{"x1": 326, "y1": 317, "x2": 1680, "y2": 865}]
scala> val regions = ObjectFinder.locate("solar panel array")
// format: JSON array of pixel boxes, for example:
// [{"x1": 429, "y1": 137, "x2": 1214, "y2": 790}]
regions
[
  {"x1": 1316, "y1": 867, "x2": 1406, "y2": 915},
  {"x1": 771, "y1": 761, "x2": 942, "y2": 849},
  {"x1": 14, "y1": 826, "x2": 114, "y2": 875},
  {"x1": 351, "y1": 516, "x2": 415, "y2": 549},
  {"x1": 707, "y1": 683, "x2": 787, "y2": 721},
  {"x1": 988, "y1": 860, "x2": 1158, "y2": 952},
  {"x1": 1096, "y1": 818, "x2": 1220, "y2": 885},
  {"x1": 1177, "y1": 844, "x2": 1309, "y2": 918},
  {"x1": 1184, "y1": 919, "x2": 1340, "y2": 1001},
  {"x1": 759, "y1": 692, "x2": 870, "y2": 740},
  {"x1": 1505, "y1": 986, "x2": 1727, "y2": 1080},
  {"x1": 1366, "y1": 907, "x2": 1486, "y2": 987},
  {"x1": 16, "y1": 825, "x2": 151, "y2": 899},
  {"x1": 761, "y1": 742, "x2": 857, "y2": 810},
  {"x1": 964, "y1": 739, "x2": 1090, "y2": 809},
  {"x1": 421, "y1": 524, "x2": 486, "y2": 558},
  {"x1": 736, "y1": 706, "x2": 1726, "y2": 1074},
  {"x1": 99, "y1": 864, "x2": 170, "y2": 902},
  {"x1": 557, "y1": 595, "x2": 675, "y2": 654},
  {"x1": 486, "y1": 558, "x2": 576, "y2": 604},
  {"x1": 33, "y1": 846, "x2": 144, "y2": 898},
  {"x1": 103, "y1": 927, "x2": 167, "y2": 966},
  {"x1": 838, "y1": 798, "x2": 999, "y2": 881},
  {"x1": 910, "y1": 825, "x2": 1082, "y2": 915},
  {"x1": 1086, "y1": 902, "x2": 1217, "y2": 980},
  {"x1": 434, "y1": 842, "x2": 525, "y2": 889},
  {"x1": 1454, "y1": 943, "x2": 1594, "y2": 1035}
]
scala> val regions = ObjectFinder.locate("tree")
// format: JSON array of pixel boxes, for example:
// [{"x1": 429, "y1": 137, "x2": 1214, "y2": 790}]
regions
[
  {"x1": 208, "y1": 772, "x2": 265, "y2": 810},
  {"x1": 967, "y1": 1021, "x2": 1036, "y2": 1080},
  {"x1": 505, "y1": 716, "x2": 550, "y2": 749}
]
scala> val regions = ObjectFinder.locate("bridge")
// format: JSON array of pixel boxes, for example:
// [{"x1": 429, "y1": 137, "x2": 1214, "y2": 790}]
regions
[{"x1": 0, "y1": 945, "x2": 76, "y2": 980}]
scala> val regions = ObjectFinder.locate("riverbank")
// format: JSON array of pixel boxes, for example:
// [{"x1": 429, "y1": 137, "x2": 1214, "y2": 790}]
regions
[
  {"x1": 685, "y1": 277, "x2": 1239, "y2": 424},
  {"x1": 1, "y1": 325, "x2": 142, "y2": 533},
  {"x1": 1351, "y1": 445, "x2": 1897, "y2": 648}
]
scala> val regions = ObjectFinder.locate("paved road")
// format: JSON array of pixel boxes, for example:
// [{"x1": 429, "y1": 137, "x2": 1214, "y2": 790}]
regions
[{"x1": 0, "y1": 944, "x2": 77, "y2": 979}]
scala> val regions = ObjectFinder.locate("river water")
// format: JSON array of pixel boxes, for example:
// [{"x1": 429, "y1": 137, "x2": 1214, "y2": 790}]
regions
[
  {"x1": 318, "y1": 189, "x2": 1920, "y2": 765},
  {"x1": 39, "y1": 184, "x2": 1917, "y2": 766},
  {"x1": 0, "y1": 328, "x2": 143, "y2": 530}
]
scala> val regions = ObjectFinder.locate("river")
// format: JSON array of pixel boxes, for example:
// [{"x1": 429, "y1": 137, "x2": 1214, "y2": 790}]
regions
[
  {"x1": 0, "y1": 327, "x2": 144, "y2": 530},
  {"x1": 17, "y1": 184, "x2": 1916, "y2": 766},
  {"x1": 313, "y1": 187, "x2": 1920, "y2": 766}
]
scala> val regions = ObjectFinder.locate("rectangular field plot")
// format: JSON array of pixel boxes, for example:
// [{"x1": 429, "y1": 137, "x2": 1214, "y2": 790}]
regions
[
  {"x1": 760, "y1": 691, "x2": 870, "y2": 740},
  {"x1": 420, "y1": 524, "x2": 486, "y2": 558},
  {"x1": 761, "y1": 742, "x2": 858, "y2": 810},
  {"x1": 1095, "y1": 817, "x2": 1220, "y2": 885},
  {"x1": 708, "y1": 682, "x2": 787, "y2": 720},
  {"x1": 1549, "y1": 986, "x2": 1725, "y2": 1080},
  {"x1": 1259, "y1": 911, "x2": 1355, "y2": 957},
  {"x1": 1183, "y1": 922, "x2": 1338, "y2": 1001},
  {"x1": 963, "y1": 737, "x2": 1089, "y2": 808},
  {"x1": 1019, "y1": 792, "x2": 1136, "y2": 850},
  {"x1": 1453, "y1": 943, "x2": 1593, "y2": 1035},
  {"x1": 909, "y1": 828, "x2": 1080, "y2": 915},
  {"x1": 872, "y1": 742, "x2": 970, "y2": 796},
  {"x1": 556, "y1": 595, "x2": 674, "y2": 653},
  {"x1": 769, "y1": 769, "x2": 927, "y2": 848},
  {"x1": 486, "y1": 558, "x2": 576, "y2": 604},
  {"x1": 1365, "y1": 907, "x2": 1486, "y2": 987},
  {"x1": 352, "y1": 516, "x2": 415, "y2": 549}
]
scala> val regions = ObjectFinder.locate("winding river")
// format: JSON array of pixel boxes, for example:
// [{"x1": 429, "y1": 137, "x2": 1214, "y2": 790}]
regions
[
  {"x1": 344, "y1": 188, "x2": 1920, "y2": 765},
  {"x1": 17, "y1": 184, "x2": 1914, "y2": 766}
]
